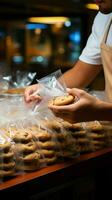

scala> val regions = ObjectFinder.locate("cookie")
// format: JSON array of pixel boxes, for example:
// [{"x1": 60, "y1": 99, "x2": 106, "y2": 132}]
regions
[
  {"x1": 46, "y1": 156, "x2": 57, "y2": 165},
  {"x1": 16, "y1": 152, "x2": 40, "y2": 163},
  {"x1": 12, "y1": 130, "x2": 33, "y2": 143},
  {"x1": 86, "y1": 122, "x2": 103, "y2": 133},
  {"x1": 91, "y1": 140, "x2": 105, "y2": 146},
  {"x1": 37, "y1": 141, "x2": 58, "y2": 150},
  {"x1": 39, "y1": 156, "x2": 57, "y2": 165},
  {"x1": 14, "y1": 141, "x2": 37, "y2": 154},
  {"x1": 88, "y1": 133, "x2": 106, "y2": 140},
  {"x1": 33, "y1": 131, "x2": 52, "y2": 142},
  {"x1": 42, "y1": 120, "x2": 62, "y2": 132},
  {"x1": 71, "y1": 130, "x2": 87, "y2": 138},
  {"x1": 0, "y1": 169, "x2": 15, "y2": 178},
  {"x1": 61, "y1": 121, "x2": 82, "y2": 132},
  {"x1": 49, "y1": 94, "x2": 75, "y2": 106},
  {"x1": 38, "y1": 149, "x2": 56, "y2": 158},
  {"x1": 0, "y1": 151, "x2": 14, "y2": 162},
  {"x1": 56, "y1": 133, "x2": 67, "y2": 142},
  {"x1": 0, "y1": 161, "x2": 15, "y2": 170},
  {"x1": 77, "y1": 138, "x2": 90, "y2": 145},
  {"x1": 62, "y1": 148, "x2": 79, "y2": 158},
  {"x1": 16, "y1": 161, "x2": 40, "y2": 171},
  {"x1": 0, "y1": 142, "x2": 11, "y2": 153}
]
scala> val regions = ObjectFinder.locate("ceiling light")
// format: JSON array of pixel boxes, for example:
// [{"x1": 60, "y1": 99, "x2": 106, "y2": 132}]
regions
[
  {"x1": 28, "y1": 17, "x2": 69, "y2": 24},
  {"x1": 85, "y1": 3, "x2": 99, "y2": 10}
]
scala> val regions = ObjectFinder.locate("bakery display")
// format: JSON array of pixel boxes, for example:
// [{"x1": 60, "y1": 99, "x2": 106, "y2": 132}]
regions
[{"x1": 0, "y1": 119, "x2": 111, "y2": 180}]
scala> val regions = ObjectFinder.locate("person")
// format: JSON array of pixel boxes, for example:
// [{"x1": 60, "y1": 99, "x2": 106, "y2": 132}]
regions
[{"x1": 24, "y1": 0, "x2": 112, "y2": 123}]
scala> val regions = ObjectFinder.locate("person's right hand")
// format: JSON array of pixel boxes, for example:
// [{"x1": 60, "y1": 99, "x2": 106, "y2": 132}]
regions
[{"x1": 24, "y1": 84, "x2": 42, "y2": 103}]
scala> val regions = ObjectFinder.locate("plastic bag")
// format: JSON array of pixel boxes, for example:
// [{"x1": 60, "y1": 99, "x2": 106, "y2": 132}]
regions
[
  {"x1": 32, "y1": 70, "x2": 67, "y2": 114},
  {"x1": 84, "y1": 121, "x2": 108, "y2": 151},
  {"x1": 0, "y1": 131, "x2": 15, "y2": 181}
]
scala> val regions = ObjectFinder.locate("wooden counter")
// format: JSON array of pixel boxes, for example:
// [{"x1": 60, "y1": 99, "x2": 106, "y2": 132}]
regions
[{"x1": 1, "y1": 148, "x2": 112, "y2": 200}]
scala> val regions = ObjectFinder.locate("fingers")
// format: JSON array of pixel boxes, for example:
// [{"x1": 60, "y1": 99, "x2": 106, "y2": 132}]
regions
[
  {"x1": 24, "y1": 89, "x2": 32, "y2": 103},
  {"x1": 24, "y1": 84, "x2": 39, "y2": 103},
  {"x1": 67, "y1": 88, "x2": 85, "y2": 98}
]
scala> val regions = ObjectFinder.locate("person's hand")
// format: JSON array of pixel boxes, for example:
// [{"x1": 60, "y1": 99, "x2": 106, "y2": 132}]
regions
[
  {"x1": 24, "y1": 84, "x2": 42, "y2": 103},
  {"x1": 48, "y1": 88, "x2": 102, "y2": 123}
]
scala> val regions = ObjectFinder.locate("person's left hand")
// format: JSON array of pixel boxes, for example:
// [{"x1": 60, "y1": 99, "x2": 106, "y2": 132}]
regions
[{"x1": 48, "y1": 88, "x2": 102, "y2": 123}]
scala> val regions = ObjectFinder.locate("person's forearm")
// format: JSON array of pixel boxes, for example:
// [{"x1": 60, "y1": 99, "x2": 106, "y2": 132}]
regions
[
  {"x1": 96, "y1": 100, "x2": 112, "y2": 121},
  {"x1": 60, "y1": 60, "x2": 102, "y2": 89}
]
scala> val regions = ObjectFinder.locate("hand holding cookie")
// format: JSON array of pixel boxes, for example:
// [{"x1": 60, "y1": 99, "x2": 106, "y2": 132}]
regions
[
  {"x1": 48, "y1": 88, "x2": 77, "y2": 123},
  {"x1": 48, "y1": 88, "x2": 102, "y2": 123}
]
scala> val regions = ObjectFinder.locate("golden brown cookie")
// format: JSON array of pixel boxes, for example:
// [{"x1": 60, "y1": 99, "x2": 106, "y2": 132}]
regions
[
  {"x1": 38, "y1": 149, "x2": 56, "y2": 158},
  {"x1": 16, "y1": 160, "x2": 40, "y2": 171},
  {"x1": 88, "y1": 133, "x2": 106, "y2": 140},
  {"x1": 61, "y1": 121, "x2": 82, "y2": 132},
  {"x1": 0, "y1": 169, "x2": 15, "y2": 178},
  {"x1": 12, "y1": 129, "x2": 33, "y2": 143},
  {"x1": 62, "y1": 149, "x2": 79, "y2": 158},
  {"x1": 37, "y1": 141, "x2": 57, "y2": 150},
  {"x1": 42, "y1": 120, "x2": 62, "y2": 132},
  {"x1": 0, "y1": 151, "x2": 14, "y2": 161},
  {"x1": 77, "y1": 138, "x2": 90, "y2": 145},
  {"x1": 14, "y1": 141, "x2": 37, "y2": 154},
  {"x1": 71, "y1": 130, "x2": 87, "y2": 138},
  {"x1": 0, "y1": 161, "x2": 15, "y2": 170},
  {"x1": 91, "y1": 140, "x2": 105, "y2": 146},
  {"x1": 16, "y1": 152, "x2": 40, "y2": 163},
  {"x1": 33, "y1": 131, "x2": 52, "y2": 142},
  {"x1": 46, "y1": 156, "x2": 57, "y2": 165},
  {"x1": 49, "y1": 94, "x2": 75, "y2": 106},
  {"x1": 39, "y1": 156, "x2": 57, "y2": 165},
  {"x1": 0, "y1": 142, "x2": 11, "y2": 153},
  {"x1": 86, "y1": 122, "x2": 103, "y2": 133},
  {"x1": 56, "y1": 133, "x2": 66, "y2": 142}
]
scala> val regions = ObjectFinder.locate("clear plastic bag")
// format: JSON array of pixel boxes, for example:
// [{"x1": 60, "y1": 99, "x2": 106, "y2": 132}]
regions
[
  {"x1": 32, "y1": 70, "x2": 67, "y2": 115},
  {"x1": 5, "y1": 70, "x2": 36, "y2": 88},
  {"x1": 0, "y1": 131, "x2": 15, "y2": 182},
  {"x1": 84, "y1": 121, "x2": 108, "y2": 151}
]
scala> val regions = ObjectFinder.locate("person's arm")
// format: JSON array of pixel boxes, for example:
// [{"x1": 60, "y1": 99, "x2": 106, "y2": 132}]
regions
[
  {"x1": 24, "y1": 60, "x2": 102, "y2": 103},
  {"x1": 60, "y1": 60, "x2": 102, "y2": 89},
  {"x1": 48, "y1": 88, "x2": 112, "y2": 123}
]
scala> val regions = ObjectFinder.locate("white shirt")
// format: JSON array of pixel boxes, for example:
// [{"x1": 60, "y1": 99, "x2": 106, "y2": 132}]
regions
[{"x1": 79, "y1": 12, "x2": 112, "y2": 65}]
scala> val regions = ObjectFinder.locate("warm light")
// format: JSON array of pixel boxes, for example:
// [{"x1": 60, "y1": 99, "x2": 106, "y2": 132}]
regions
[
  {"x1": 85, "y1": 3, "x2": 99, "y2": 10},
  {"x1": 28, "y1": 17, "x2": 69, "y2": 24},
  {"x1": 35, "y1": 29, "x2": 41, "y2": 34}
]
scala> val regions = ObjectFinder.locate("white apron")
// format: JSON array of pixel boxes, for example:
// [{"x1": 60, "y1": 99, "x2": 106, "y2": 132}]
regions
[{"x1": 100, "y1": 18, "x2": 112, "y2": 102}]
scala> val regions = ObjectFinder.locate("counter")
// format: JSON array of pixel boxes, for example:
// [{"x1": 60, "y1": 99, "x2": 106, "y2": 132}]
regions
[{"x1": 1, "y1": 147, "x2": 112, "y2": 199}]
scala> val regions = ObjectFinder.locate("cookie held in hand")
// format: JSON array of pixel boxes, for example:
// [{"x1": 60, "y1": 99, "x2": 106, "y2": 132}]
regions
[{"x1": 49, "y1": 94, "x2": 75, "y2": 106}]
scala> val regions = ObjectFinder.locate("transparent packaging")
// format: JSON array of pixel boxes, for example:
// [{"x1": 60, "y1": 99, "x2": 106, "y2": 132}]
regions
[
  {"x1": 84, "y1": 121, "x2": 108, "y2": 151},
  {"x1": 0, "y1": 131, "x2": 15, "y2": 182}
]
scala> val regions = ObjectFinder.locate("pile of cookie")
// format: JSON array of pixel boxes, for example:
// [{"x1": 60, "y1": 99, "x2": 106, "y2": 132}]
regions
[
  {"x1": 85, "y1": 121, "x2": 108, "y2": 151},
  {"x1": 0, "y1": 119, "x2": 111, "y2": 180},
  {"x1": 29, "y1": 125, "x2": 58, "y2": 165},
  {"x1": 41, "y1": 120, "x2": 80, "y2": 159},
  {"x1": 0, "y1": 135, "x2": 15, "y2": 179},
  {"x1": 62, "y1": 122, "x2": 92, "y2": 154},
  {"x1": 12, "y1": 129, "x2": 40, "y2": 172},
  {"x1": 99, "y1": 121, "x2": 112, "y2": 147}
]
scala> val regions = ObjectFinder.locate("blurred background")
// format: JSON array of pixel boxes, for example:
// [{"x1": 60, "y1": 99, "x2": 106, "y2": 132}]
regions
[{"x1": 0, "y1": 0, "x2": 100, "y2": 87}]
